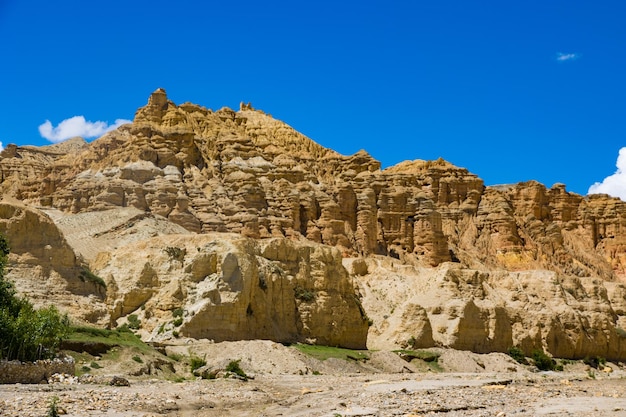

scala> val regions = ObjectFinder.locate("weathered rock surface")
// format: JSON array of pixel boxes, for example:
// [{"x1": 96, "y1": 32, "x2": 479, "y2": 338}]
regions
[
  {"x1": 92, "y1": 233, "x2": 369, "y2": 348},
  {"x1": 0, "y1": 200, "x2": 108, "y2": 323},
  {"x1": 1, "y1": 88, "x2": 626, "y2": 358},
  {"x1": 358, "y1": 258, "x2": 626, "y2": 361}
]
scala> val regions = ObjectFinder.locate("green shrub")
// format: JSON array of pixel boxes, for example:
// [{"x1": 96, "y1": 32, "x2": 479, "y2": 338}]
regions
[
  {"x1": 173, "y1": 317, "x2": 183, "y2": 327},
  {"x1": 532, "y1": 349, "x2": 557, "y2": 371},
  {"x1": 127, "y1": 314, "x2": 141, "y2": 330},
  {"x1": 78, "y1": 268, "x2": 106, "y2": 288},
  {"x1": 189, "y1": 355, "x2": 206, "y2": 372},
  {"x1": 507, "y1": 346, "x2": 528, "y2": 365},
  {"x1": 46, "y1": 396, "x2": 60, "y2": 417},
  {"x1": 583, "y1": 356, "x2": 606, "y2": 369},
  {"x1": 294, "y1": 286, "x2": 315, "y2": 302},
  {"x1": 172, "y1": 308, "x2": 184, "y2": 318},
  {"x1": 164, "y1": 247, "x2": 186, "y2": 261},
  {"x1": 0, "y1": 233, "x2": 70, "y2": 362},
  {"x1": 225, "y1": 359, "x2": 248, "y2": 379},
  {"x1": 90, "y1": 361, "x2": 102, "y2": 369}
]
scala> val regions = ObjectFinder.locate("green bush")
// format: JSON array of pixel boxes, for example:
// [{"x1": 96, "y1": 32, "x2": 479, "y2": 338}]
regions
[
  {"x1": 532, "y1": 349, "x2": 557, "y2": 371},
  {"x1": 583, "y1": 356, "x2": 606, "y2": 369},
  {"x1": 225, "y1": 359, "x2": 248, "y2": 379},
  {"x1": 507, "y1": 346, "x2": 528, "y2": 365},
  {"x1": 78, "y1": 268, "x2": 106, "y2": 288},
  {"x1": 189, "y1": 355, "x2": 206, "y2": 372},
  {"x1": 0, "y1": 234, "x2": 70, "y2": 362},
  {"x1": 294, "y1": 286, "x2": 315, "y2": 302},
  {"x1": 127, "y1": 314, "x2": 141, "y2": 330}
]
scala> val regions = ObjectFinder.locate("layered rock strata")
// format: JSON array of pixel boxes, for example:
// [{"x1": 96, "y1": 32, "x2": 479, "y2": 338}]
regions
[
  {"x1": 1, "y1": 89, "x2": 626, "y2": 358},
  {"x1": 92, "y1": 234, "x2": 369, "y2": 349}
]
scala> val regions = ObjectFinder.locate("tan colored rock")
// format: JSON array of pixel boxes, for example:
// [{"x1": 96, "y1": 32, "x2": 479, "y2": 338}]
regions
[
  {"x1": 360, "y1": 260, "x2": 626, "y2": 360},
  {"x1": 92, "y1": 234, "x2": 369, "y2": 349},
  {"x1": 2, "y1": 89, "x2": 626, "y2": 360},
  {"x1": 0, "y1": 200, "x2": 108, "y2": 324}
]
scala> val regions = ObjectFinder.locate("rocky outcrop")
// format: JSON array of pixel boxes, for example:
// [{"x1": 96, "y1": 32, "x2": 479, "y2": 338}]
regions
[
  {"x1": 359, "y1": 259, "x2": 626, "y2": 361},
  {"x1": 92, "y1": 234, "x2": 369, "y2": 349},
  {"x1": 2, "y1": 89, "x2": 626, "y2": 358},
  {"x1": 0, "y1": 200, "x2": 109, "y2": 324}
]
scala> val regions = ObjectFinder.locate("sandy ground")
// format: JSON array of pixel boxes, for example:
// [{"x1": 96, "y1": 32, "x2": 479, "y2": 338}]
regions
[
  {"x1": 1, "y1": 341, "x2": 626, "y2": 417},
  {"x1": 1, "y1": 371, "x2": 626, "y2": 417}
]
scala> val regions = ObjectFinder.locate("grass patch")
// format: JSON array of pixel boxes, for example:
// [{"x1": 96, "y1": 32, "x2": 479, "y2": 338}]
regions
[
  {"x1": 394, "y1": 349, "x2": 440, "y2": 362},
  {"x1": 225, "y1": 359, "x2": 248, "y2": 379},
  {"x1": 293, "y1": 344, "x2": 369, "y2": 362},
  {"x1": 189, "y1": 354, "x2": 207, "y2": 372},
  {"x1": 65, "y1": 325, "x2": 152, "y2": 353},
  {"x1": 78, "y1": 268, "x2": 106, "y2": 288},
  {"x1": 394, "y1": 349, "x2": 443, "y2": 372}
]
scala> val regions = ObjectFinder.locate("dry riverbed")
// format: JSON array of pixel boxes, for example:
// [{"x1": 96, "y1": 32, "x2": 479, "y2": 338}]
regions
[{"x1": 1, "y1": 341, "x2": 625, "y2": 416}]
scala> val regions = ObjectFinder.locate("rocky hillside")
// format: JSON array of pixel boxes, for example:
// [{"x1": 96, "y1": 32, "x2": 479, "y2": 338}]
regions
[{"x1": 1, "y1": 88, "x2": 626, "y2": 358}]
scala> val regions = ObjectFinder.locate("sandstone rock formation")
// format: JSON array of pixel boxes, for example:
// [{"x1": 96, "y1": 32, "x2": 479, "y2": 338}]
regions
[
  {"x1": 92, "y1": 234, "x2": 369, "y2": 349},
  {"x1": 0, "y1": 199, "x2": 107, "y2": 323},
  {"x1": 1, "y1": 88, "x2": 626, "y2": 357},
  {"x1": 357, "y1": 257, "x2": 626, "y2": 361}
]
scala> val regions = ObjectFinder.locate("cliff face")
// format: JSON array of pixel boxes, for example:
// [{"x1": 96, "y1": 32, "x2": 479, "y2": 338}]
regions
[{"x1": 1, "y1": 88, "x2": 626, "y2": 356}]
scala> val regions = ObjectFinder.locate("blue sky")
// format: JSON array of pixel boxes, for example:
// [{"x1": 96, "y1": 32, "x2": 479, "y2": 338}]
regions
[{"x1": 1, "y1": 1, "x2": 625, "y2": 198}]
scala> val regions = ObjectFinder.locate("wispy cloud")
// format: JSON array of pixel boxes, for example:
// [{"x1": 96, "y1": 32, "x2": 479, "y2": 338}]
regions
[
  {"x1": 556, "y1": 52, "x2": 581, "y2": 62},
  {"x1": 588, "y1": 147, "x2": 626, "y2": 201},
  {"x1": 0, "y1": 141, "x2": 3, "y2": 152},
  {"x1": 38, "y1": 116, "x2": 131, "y2": 143}
]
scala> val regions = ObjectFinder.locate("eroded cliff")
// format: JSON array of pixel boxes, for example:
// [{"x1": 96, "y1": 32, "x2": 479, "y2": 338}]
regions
[{"x1": 1, "y1": 88, "x2": 625, "y2": 356}]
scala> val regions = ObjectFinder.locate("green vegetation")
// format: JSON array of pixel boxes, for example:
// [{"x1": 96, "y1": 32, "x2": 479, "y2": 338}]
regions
[
  {"x1": 164, "y1": 246, "x2": 186, "y2": 261},
  {"x1": 394, "y1": 349, "x2": 440, "y2": 362},
  {"x1": 394, "y1": 349, "x2": 443, "y2": 372},
  {"x1": 294, "y1": 286, "x2": 315, "y2": 302},
  {"x1": 78, "y1": 267, "x2": 106, "y2": 288},
  {"x1": 46, "y1": 396, "x2": 60, "y2": 417},
  {"x1": 293, "y1": 343, "x2": 369, "y2": 361},
  {"x1": 127, "y1": 314, "x2": 141, "y2": 330},
  {"x1": 173, "y1": 317, "x2": 183, "y2": 327},
  {"x1": 189, "y1": 354, "x2": 207, "y2": 372},
  {"x1": 132, "y1": 355, "x2": 143, "y2": 363},
  {"x1": 172, "y1": 307, "x2": 184, "y2": 318},
  {"x1": 225, "y1": 359, "x2": 248, "y2": 379},
  {"x1": 507, "y1": 346, "x2": 529, "y2": 365},
  {"x1": 65, "y1": 325, "x2": 152, "y2": 353},
  {"x1": 89, "y1": 361, "x2": 102, "y2": 369},
  {"x1": 532, "y1": 349, "x2": 558, "y2": 371},
  {"x1": 583, "y1": 356, "x2": 606, "y2": 369},
  {"x1": 0, "y1": 234, "x2": 70, "y2": 362}
]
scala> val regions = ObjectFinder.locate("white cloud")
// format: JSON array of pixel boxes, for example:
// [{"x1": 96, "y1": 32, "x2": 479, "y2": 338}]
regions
[
  {"x1": 0, "y1": 141, "x2": 3, "y2": 152},
  {"x1": 588, "y1": 147, "x2": 626, "y2": 200},
  {"x1": 556, "y1": 52, "x2": 581, "y2": 62},
  {"x1": 38, "y1": 116, "x2": 131, "y2": 143}
]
